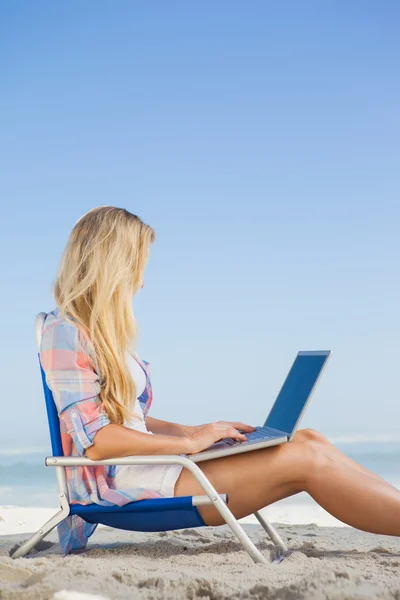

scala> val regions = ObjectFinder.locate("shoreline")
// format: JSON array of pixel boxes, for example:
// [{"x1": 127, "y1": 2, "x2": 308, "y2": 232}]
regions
[{"x1": 0, "y1": 494, "x2": 348, "y2": 538}]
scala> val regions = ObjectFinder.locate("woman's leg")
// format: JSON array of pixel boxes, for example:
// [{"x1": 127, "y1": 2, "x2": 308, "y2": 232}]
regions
[
  {"x1": 174, "y1": 429, "x2": 400, "y2": 535},
  {"x1": 291, "y1": 428, "x2": 391, "y2": 485}
]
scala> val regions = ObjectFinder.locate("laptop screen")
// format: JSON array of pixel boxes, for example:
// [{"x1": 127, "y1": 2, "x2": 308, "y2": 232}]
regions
[{"x1": 264, "y1": 351, "x2": 330, "y2": 436}]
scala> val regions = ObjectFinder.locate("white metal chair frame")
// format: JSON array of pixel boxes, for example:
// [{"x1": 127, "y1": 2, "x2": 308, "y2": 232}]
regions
[{"x1": 11, "y1": 313, "x2": 288, "y2": 563}]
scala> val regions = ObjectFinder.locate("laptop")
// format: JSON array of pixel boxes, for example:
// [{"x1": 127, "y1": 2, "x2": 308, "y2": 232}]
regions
[{"x1": 190, "y1": 350, "x2": 331, "y2": 463}]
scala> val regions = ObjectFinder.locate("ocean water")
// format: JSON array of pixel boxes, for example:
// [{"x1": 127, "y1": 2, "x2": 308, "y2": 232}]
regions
[{"x1": 1, "y1": 438, "x2": 400, "y2": 534}]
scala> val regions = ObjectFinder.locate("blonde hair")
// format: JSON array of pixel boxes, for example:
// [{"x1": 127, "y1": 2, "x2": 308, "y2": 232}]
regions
[{"x1": 54, "y1": 206, "x2": 155, "y2": 425}]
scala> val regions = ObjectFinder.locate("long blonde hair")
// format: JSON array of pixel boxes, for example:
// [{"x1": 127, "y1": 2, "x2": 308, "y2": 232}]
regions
[{"x1": 54, "y1": 206, "x2": 155, "y2": 424}]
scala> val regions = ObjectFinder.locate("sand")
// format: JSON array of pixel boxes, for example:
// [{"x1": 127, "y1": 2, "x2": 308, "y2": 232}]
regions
[{"x1": 1, "y1": 522, "x2": 400, "y2": 599}]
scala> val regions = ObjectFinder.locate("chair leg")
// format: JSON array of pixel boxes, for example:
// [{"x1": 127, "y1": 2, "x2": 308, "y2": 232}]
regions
[
  {"x1": 254, "y1": 511, "x2": 288, "y2": 556},
  {"x1": 185, "y1": 462, "x2": 268, "y2": 563},
  {"x1": 216, "y1": 505, "x2": 268, "y2": 563},
  {"x1": 10, "y1": 505, "x2": 70, "y2": 559}
]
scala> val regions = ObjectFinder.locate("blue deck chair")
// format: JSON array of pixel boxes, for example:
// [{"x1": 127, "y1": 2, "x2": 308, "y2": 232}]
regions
[{"x1": 11, "y1": 313, "x2": 288, "y2": 563}]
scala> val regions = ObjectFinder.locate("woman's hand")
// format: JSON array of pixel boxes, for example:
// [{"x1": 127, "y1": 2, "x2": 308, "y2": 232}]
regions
[
  {"x1": 186, "y1": 422, "x2": 256, "y2": 434},
  {"x1": 185, "y1": 421, "x2": 257, "y2": 455}
]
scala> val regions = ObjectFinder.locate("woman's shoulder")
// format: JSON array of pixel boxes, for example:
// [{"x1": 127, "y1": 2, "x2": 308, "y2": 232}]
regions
[{"x1": 41, "y1": 306, "x2": 90, "y2": 354}]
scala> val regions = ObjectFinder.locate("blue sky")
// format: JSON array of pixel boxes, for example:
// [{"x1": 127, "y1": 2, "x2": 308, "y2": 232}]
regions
[{"x1": 1, "y1": 1, "x2": 399, "y2": 453}]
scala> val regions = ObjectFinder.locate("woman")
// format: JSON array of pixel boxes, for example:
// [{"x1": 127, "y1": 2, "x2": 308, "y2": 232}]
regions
[{"x1": 40, "y1": 206, "x2": 400, "y2": 555}]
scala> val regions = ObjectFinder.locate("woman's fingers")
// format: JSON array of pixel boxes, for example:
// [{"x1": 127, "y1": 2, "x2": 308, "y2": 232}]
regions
[
  {"x1": 212, "y1": 423, "x2": 247, "y2": 442},
  {"x1": 228, "y1": 422, "x2": 256, "y2": 432},
  {"x1": 228, "y1": 427, "x2": 247, "y2": 440},
  {"x1": 220, "y1": 426, "x2": 247, "y2": 441}
]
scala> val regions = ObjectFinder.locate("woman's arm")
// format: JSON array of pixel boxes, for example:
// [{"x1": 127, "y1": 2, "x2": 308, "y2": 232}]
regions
[
  {"x1": 85, "y1": 424, "x2": 192, "y2": 460},
  {"x1": 146, "y1": 416, "x2": 200, "y2": 437},
  {"x1": 85, "y1": 421, "x2": 249, "y2": 461},
  {"x1": 146, "y1": 416, "x2": 257, "y2": 438}
]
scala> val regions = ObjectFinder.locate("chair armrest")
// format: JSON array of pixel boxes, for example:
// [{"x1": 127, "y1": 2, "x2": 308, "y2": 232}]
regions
[
  {"x1": 46, "y1": 454, "x2": 196, "y2": 468},
  {"x1": 45, "y1": 455, "x2": 228, "y2": 506}
]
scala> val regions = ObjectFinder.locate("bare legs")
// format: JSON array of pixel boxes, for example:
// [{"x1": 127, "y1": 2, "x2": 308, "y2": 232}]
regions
[
  {"x1": 292, "y1": 429, "x2": 391, "y2": 485},
  {"x1": 174, "y1": 428, "x2": 400, "y2": 536}
]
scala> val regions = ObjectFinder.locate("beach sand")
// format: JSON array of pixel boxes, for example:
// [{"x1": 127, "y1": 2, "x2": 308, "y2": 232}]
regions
[{"x1": 1, "y1": 522, "x2": 400, "y2": 599}]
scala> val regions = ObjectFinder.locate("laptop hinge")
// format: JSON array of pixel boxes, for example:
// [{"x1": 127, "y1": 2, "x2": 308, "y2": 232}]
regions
[{"x1": 264, "y1": 425, "x2": 290, "y2": 438}]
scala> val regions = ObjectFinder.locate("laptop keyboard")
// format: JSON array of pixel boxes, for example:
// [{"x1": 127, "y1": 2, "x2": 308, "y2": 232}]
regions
[{"x1": 223, "y1": 427, "x2": 279, "y2": 446}]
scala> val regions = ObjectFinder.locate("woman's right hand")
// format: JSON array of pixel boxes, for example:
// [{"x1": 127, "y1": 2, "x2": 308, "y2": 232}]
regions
[{"x1": 185, "y1": 421, "x2": 247, "y2": 455}]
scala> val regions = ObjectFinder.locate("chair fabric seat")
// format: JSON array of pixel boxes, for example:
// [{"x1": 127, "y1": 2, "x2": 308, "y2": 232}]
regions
[{"x1": 70, "y1": 496, "x2": 206, "y2": 532}]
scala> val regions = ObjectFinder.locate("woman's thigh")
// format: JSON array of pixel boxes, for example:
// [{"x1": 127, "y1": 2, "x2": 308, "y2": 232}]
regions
[{"x1": 174, "y1": 434, "x2": 319, "y2": 525}]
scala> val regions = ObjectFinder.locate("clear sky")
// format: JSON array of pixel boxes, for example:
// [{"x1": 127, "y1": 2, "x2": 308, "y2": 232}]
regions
[{"x1": 1, "y1": 1, "x2": 399, "y2": 453}]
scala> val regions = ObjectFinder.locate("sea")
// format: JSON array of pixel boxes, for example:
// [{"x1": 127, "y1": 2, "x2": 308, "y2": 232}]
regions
[{"x1": 2, "y1": 436, "x2": 400, "y2": 535}]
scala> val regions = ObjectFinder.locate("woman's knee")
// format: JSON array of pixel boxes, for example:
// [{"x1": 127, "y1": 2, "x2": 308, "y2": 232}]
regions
[
  {"x1": 298, "y1": 439, "x2": 338, "y2": 488},
  {"x1": 292, "y1": 428, "x2": 329, "y2": 445}
]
